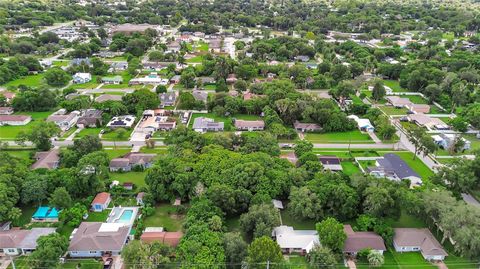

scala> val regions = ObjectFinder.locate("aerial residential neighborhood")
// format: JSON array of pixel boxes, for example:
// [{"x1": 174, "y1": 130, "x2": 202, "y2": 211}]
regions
[{"x1": 0, "y1": 0, "x2": 479, "y2": 269}]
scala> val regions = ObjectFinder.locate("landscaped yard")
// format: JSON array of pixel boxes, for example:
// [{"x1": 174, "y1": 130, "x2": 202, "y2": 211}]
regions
[
  {"x1": 379, "y1": 105, "x2": 409, "y2": 115},
  {"x1": 284, "y1": 255, "x2": 311, "y2": 269},
  {"x1": 86, "y1": 209, "x2": 111, "y2": 222},
  {"x1": 404, "y1": 95, "x2": 428, "y2": 104},
  {"x1": 143, "y1": 204, "x2": 184, "y2": 232},
  {"x1": 111, "y1": 171, "x2": 147, "y2": 189},
  {"x1": 305, "y1": 130, "x2": 373, "y2": 144}
]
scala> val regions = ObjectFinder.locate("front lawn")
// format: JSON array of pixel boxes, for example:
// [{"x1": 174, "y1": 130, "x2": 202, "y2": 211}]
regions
[
  {"x1": 305, "y1": 130, "x2": 373, "y2": 144},
  {"x1": 379, "y1": 105, "x2": 409, "y2": 116},
  {"x1": 143, "y1": 204, "x2": 185, "y2": 232},
  {"x1": 101, "y1": 129, "x2": 133, "y2": 141},
  {"x1": 111, "y1": 171, "x2": 147, "y2": 189},
  {"x1": 285, "y1": 255, "x2": 311, "y2": 269},
  {"x1": 8, "y1": 257, "x2": 103, "y2": 269},
  {"x1": 197, "y1": 41, "x2": 209, "y2": 52},
  {"x1": 75, "y1": 127, "x2": 103, "y2": 139},
  {"x1": 104, "y1": 148, "x2": 132, "y2": 160},
  {"x1": 2, "y1": 149, "x2": 34, "y2": 164},
  {"x1": 186, "y1": 55, "x2": 203, "y2": 63},
  {"x1": 384, "y1": 80, "x2": 409, "y2": 93}
]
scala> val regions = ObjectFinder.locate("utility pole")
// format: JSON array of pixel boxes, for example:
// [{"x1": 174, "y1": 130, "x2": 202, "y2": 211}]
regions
[{"x1": 266, "y1": 260, "x2": 270, "y2": 269}]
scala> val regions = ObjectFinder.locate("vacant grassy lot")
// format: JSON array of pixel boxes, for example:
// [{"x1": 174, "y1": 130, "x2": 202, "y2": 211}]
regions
[
  {"x1": 111, "y1": 171, "x2": 147, "y2": 189},
  {"x1": 102, "y1": 129, "x2": 133, "y2": 141},
  {"x1": 143, "y1": 204, "x2": 185, "y2": 232},
  {"x1": 305, "y1": 130, "x2": 373, "y2": 144},
  {"x1": 379, "y1": 105, "x2": 409, "y2": 115},
  {"x1": 3, "y1": 73, "x2": 46, "y2": 88}
]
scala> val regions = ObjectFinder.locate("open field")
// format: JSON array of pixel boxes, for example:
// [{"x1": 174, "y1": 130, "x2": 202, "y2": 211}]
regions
[
  {"x1": 143, "y1": 204, "x2": 184, "y2": 232},
  {"x1": 3, "y1": 74, "x2": 46, "y2": 88}
]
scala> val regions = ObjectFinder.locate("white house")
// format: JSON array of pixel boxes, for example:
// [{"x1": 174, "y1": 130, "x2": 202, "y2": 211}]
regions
[
  {"x1": 348, "y1": 115, "x2": 375, "y2": 132},
  {"x1": 272, "y1": 226, "x2": 320, "y2": 255},
  {"x1": 73, "y1": 73, "x2": 92, "y2": 84},
  {"x1": 0, "y1": 115, "x2": 31, "y2": 126},
  {"x1": 431, "y1": 134, "x2": 470, "y2": 151}
]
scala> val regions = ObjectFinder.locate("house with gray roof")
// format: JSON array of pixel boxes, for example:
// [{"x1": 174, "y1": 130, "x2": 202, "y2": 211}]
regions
[
  {"x1": 319, "y1": 156, "x2": 343, "y2": 171},
  {"x1": 109, "y1": 152, "x2": 156, "y2": 172},
  {"x1": 192, "y1": 117, "x2": 224, "y2": 133},
  {"x1": 0, "y1": 228, "x2": 56, "y2": 256},
  {"x1": 159, "y1": 92, "x2": 177, "y2": 107},
  {"x1": 95, "y1": 94, "x2": 123, "y2": 103},
  {"x1": 77, "y1": 109, "x2": 103, "y2": 128},
  {"x1": 393, "y1": 228, "x2": 448, "y2": 261},
  {"x1": 343, "y1": 225, "x2": 386, "y2": 255},
  {"x1": 367, "y1": 153, "x2": 421, "y2": 187},
  {"x1": 293, "y1": 121, "x2": 321, "y2": 133},
  {"x1": 31, "y1": 149, "x2": 60, "y2": 170},
  {"x1": 192, "y1": 90, "x2": 208, "y2": 103},
  {"x1": 101, "y1": 76, "x2": 123, "y2": 84},
  {"x1": 68, "y1": 222, "x2": 130, "y2": 257}
]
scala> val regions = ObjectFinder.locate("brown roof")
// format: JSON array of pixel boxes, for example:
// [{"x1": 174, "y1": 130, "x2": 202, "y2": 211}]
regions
[
  {"x1": 0, "y1": 230, "x2": 29, "y2": 248},
  {"x1": 293, "y1": 121, "x2": 321, "y2": 130},
  {"x1": 109, "y1": 153, "x2": 156, "y2": 168},
  {"x1": 343, "y1": 225, "x2": 386, "y2": 253},
  {"x1": 140, "y1": 231, "x2": 183, "y2": 247},
  {"x1": 0, "y1": 107, "x2": 13, "y2": 113},
  {"x1": 0, "y1": 91, "x2": 15, "y2": 99},
  {"x1": 31, "y1": 149, "x2": 60, "y2": 170},
  {"x1": 68, "y1": 222, "x2": 130, "y2": 252},
  {"x1": 234, "y1": 120, "x2": 265, "y2": 129},
  {"x1": 95, "y1": 94, "x2": 123, "y2": 103},
  {"x1": 394, "y1": 228, "x2": 448, "y2": 257},
  {"x1": 91, "y1": 192, "x2": 111, "y2": 205},
  {"x1": 0, "y1": 115, "x2": 31, "y2": 122}
]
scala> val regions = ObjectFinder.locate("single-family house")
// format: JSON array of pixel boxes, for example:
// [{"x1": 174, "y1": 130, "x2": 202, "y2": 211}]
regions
[
  {"x1": 293, "y1": 121, "x2": 321, "y2": 133},
  {"x1": 192, "y1": 90, "x2": 208, "y2": 103},
  {"x1": 319, "y1": 156, "x2": 343, "y2": 171},
  {"x1": 46, "y1": 111, "x2": 80, "y2": 131},
  {"x1": 0, "y1": 115, "x2": 31, "y2": 126},
  {"x1": 393, "y1": 228, "x2": 448, "y2": 261},
  {"x1": 367, "y1": 153, "x2": 422, "y2": 187},
  {"x1": 101, "y1": 76, "x2": 123, "y2": 84},
  {"x1": 138, "y1": 112, "x2": 176, "y2": 133},
  {"x1": 166, "y1": 40, "x2": 181, "y2": 52},
  {"x1": 0, "y1": 228, "x2": 56, "y2": 256},
  {"x1": 140, "y1": 227, "x2": 183, "y2": 247},
  {"x1": 0, "y1": 107, "x2": 14, "y2": 115},
  {"x1": 272, "y1": 226, "x2": 320, "y2": 255},
  {"x1": 196, "y1": 77, "x2": 216, "y2": 85},
  {"x1": 431, "y1": 134, "x2": 470, "y2": 151},
  {"x1": 106, "y1": 115, "x2": 136, "y2": 129},
  {"x1": 226, "y1": 74, "x2": 237, "y2": 84},
  {"x1": 386, "y1": 96, "x2": 412, "y2": 108},
  {"x1": 348, "y1": 115, "x2": 375, "y2": 132},
  {"x1": 243, "y1": 92, "x2": 266, "y2": 101},
  {"x1": 343, "y1": 225, "x2": 386, "y2": 256},
  {"x1": 71, "y1": 58, "x2": 91, "y2": 66},
  {"x1": 294, "y1": 55, "x2": 310, "y2": 62},
  {"x1": 0, "y1": 91, "x2": 16, "y2": 103},
  {"x1": 109, "y1": 152, "x2": 156, "y2": 172},
  {"x1": 234, "y1": 119, "x2": 265, "y2": 131},
  {"x1": 77, "y1": 109, "x2": 103, "y2": 128},
  {"x1": 129, "y1": 73, "x2": 168, "y2": 85},
  {"x1": 159, "y1": 92, "x2": 177, "y2": 107},
  {"x1": 407, "y1": 114, "x2": 448, "y2": 130},
  {"x1": 192, "y1": 117, "x2": 224, "y2": 133},
  {"x1": 31, "y1": 149, "x2": 60, "y2": 170},
  {"x1": 73, "y1": 73, "x2": 92, "y2": 84},
  {"x1": 95, "y1": 94, "x2": 123, "y2": 103},
  {"x1": 170, "y1": 75, "x2": 181, "y2": 84},
  {"x1": 209, "y1": 39, "x2": 222, "y2": 52},
  {"x1": 91, "y1": 192, "x2": 111, "y2": 212},
  {"x1": 109, "y1": 62, "x2": 128, "y2": 72},
  {"x1": 68, "y1": 222, "x2": 130, "y2": 257},
  {"x1": 407, "y1": 104, "x2": 430, "y2": 114}
]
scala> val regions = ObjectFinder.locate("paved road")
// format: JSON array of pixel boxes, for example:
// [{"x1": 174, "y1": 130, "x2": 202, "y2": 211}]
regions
[
  {"x1": 310, "y1": 143, "x2": 402, "y2": 149},
  {"x1": 3, "y1": 140, "x2": 164, "y2": 147}
]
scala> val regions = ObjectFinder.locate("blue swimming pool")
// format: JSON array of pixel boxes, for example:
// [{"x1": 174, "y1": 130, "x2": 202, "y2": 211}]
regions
[{"x1": 117, "y1": 210, "x2": 133, "y2": 223}]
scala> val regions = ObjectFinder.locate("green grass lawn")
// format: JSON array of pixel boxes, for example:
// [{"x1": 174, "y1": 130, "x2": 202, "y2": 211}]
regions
[
  {"x1": 390, "y1": 152, "x2": 434, "y2": 179},
  {"x1": 143, "y1": 204, "x2": 184, "y2": 232},
  {"x1": 3, "y1": 73, "x2": 46, "y2": 88},
  {"x1": 189, "y1": 113, "x2": 262, "y2": 131},
  {"x1": 403, "y1": 95, "x2": 428, "y2": 104},
  {"x1": 75, "y1": 128, "x2": 103, "y2": 139},
  {"x1": 341, "y1": 161, "x2": 361, "y2": 176},
  {"x1": 2, "y1": 149, "x2": 34, "y2": 164},
  {"x1": 444, "y1": 255, "x2": 479, "y2": 269},
  {"x1": 281, "y1": 210, "x2": 316, "y2": 230},
  {"x1": 285, "y1": 255, "x2": 310, "y2": 269},
  {"x1": 384, "y1": 80, "x2": 409, "y2": 93},
  {"x1": 69, "y1": 75, "x2": 100, "y2": 89},
  {"x1": 186, "y1": 55, "x2": 203, "y2": 63},
  {"x1": 312, "y1": 150, "x2": 353, "y2": 158},
  {"x1": 9, "y1": 257, "x2": 102, "y2": 269},
  {"x1": 197, "y1": 41, "x2": 209, "y2": 52},
  {"x1": 101, "y1": 129, "x2": 133, "y2": 141},
  {"x1": 111, "y1": 171, "x2": 147, "y2": 189},
  {"x1": 104, "y1": 148, "x2": 132, "y2": 160},
  {"x1": 139, "y1": 147, "x2": 168, "y2": 154},
  {"x1": 356, "y1": 250, "x2": 399, "y2": 269},
  {"x1": 0, "y1": 111, "x2": 52, "y2": 139},
  {"x1": 52, "y1": 60, "x2": 69, "y2": 67},
  {"x1": 428, "y1": 105, "x2": 444, "y2": 114},
  {"x1": 385, "y1": 210, "x2": 427, "y2": 228},
  {"x1": 86, "y1": 209, "x2": 111, "y2": 222},
  {"x1": 16, "y1": 206, "x2": 36, "y2": 227},
  {"x1": 204, "y1": 84, "x2": 216, "y2": 91},
  {"x1": 305, "y1": 130, "x2": 373, "y2": 144},
  {"x1": 379, "y1": 105, "x2": 409, "y2": 115}
]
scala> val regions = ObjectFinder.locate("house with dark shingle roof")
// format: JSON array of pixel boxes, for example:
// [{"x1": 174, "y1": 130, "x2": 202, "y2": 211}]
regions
[
  {"x1": 394, "y1": 228, "x2": 448, "y2": 261},
  {"x1": 77, "y1": 109, "x2": 103, "y2": 128},
  {"x1": 367, "y1": 153, "x2": 421, "y2": 187},
  {"x1": 343, "y1": 225, "x2": 386, "y2": 255},
  {"x1": 319, "y1": 156, "x2": 343, "y2": 171}
]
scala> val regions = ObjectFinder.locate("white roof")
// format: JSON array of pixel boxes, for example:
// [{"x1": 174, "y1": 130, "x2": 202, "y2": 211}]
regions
[
  {"x1": 144, "y1": 227, "x2": 165, "y2": 232},
  {"x1": 272, "y1": 199, "x2": 284, "y2": 209},
  {"x1": 98, "y1": 223, "x2": 125, "y2": 232},
  {"x1": 273, "y1": 226, "x2": 320, "y2": 253},
  {"x1": 74, "y1": 73, "x2": 92, "y2": 79}
]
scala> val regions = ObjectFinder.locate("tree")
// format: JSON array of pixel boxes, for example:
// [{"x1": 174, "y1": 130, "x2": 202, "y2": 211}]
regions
[
  {"x1": 307, "y1": 246, "x2": 338, "y2": 269},
  {"x1": 122, "y1": 89, "x2": 160, "y2": 114},
  {"x1": 16, "y1": 121, "x2": 60, "y2": 151},
  {"x1": 367, "y1": 251, "x2": 385, "y2": 267},
  {"x1": 289, "y1": 186, "x2": 323, "y2": 220},
  {"x1": 223, "y1": 232, "x2": 248, "y2": 269},
  {"x1": 247, "y1": 236, "x2": 283, "y2": 269},
  {"x1": 156, "y1": 85, "x2": 167, "y2": 94},
  {"x1": 294, "y1": 140, "x2": 313, "y2": 157},
  {"x1": 240, "y1": 203, "x2": 281, "y2": 238},
  {"x1": 72, "y1": 135, "x2": 102, "y2": 156},
  {"x1": 450, "y1": 116, "x2": 468, "y2": 132},
  {"x1": 371, "y1": 80, "x2": 386, "y2": 101},
  {"x1": 122, "y1": 240, "x2": 172, "y2": 269},
  {"x1": 180, "y1": 69, "x2": 196, "y2": 88},
  {"x1": 49, "y1": 187, "x2": 72, "y2": 209},
  {"x1": 127, "y1": 58, "x2": 141, "y2": 76},
  {"x1": 29, "y1": 233, "x2": 69, "y2": 269},
  {"x1": 44, "y1": 67, "x2": 71, "y2": 86},
  {"x1": 12, "y1": 88, "x2": 57, "y2": 112},
  {"x1": 407, "y1": 126, "x2": 435, "y2": 160},
  {"x1": 316, "y1": 217, "x2": 346, "y2": 253},
  {"x1": 59, "y1": 203, "x2": 87, "y2": 227}
]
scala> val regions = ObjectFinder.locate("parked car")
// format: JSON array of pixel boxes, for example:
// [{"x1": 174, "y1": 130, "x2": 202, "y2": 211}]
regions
[{"x1": 103, "y1": 258, "x2": 113, "y2": 269}]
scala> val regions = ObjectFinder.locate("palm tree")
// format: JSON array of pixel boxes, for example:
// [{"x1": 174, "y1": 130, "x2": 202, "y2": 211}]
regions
[{"x1": 367, "y1": 251, "x2": 384, "y2": 268}]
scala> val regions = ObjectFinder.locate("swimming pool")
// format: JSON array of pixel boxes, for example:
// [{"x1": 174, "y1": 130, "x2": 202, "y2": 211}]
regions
[{"x1": 116, "y1": 210, "x2": 133, "y2": 224}]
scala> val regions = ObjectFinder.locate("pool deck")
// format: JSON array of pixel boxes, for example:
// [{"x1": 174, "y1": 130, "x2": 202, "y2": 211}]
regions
[{"x1": 106, "y1": 206, "x2": 139, "y2": 226}]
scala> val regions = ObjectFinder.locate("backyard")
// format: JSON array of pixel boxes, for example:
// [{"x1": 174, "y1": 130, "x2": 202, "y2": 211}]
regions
[
  {"x1": 304, "y1": 130, "x2": 373, "y2": 144},
  {"x1": 8, "y1": 257, "x2": 102, "y2": 269},
  {"x1": 143, "y1": 204, "x2": 185, "y2": 232},
  {"x1": 0, "y1": 111, "x2": 52, "y2": 139},
  {"x1": 383, "y1": 80, "x2": 409, "y2": 93},
  {"x1": 111, "y1": 171, "x2": 148, "y2": 189}
]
